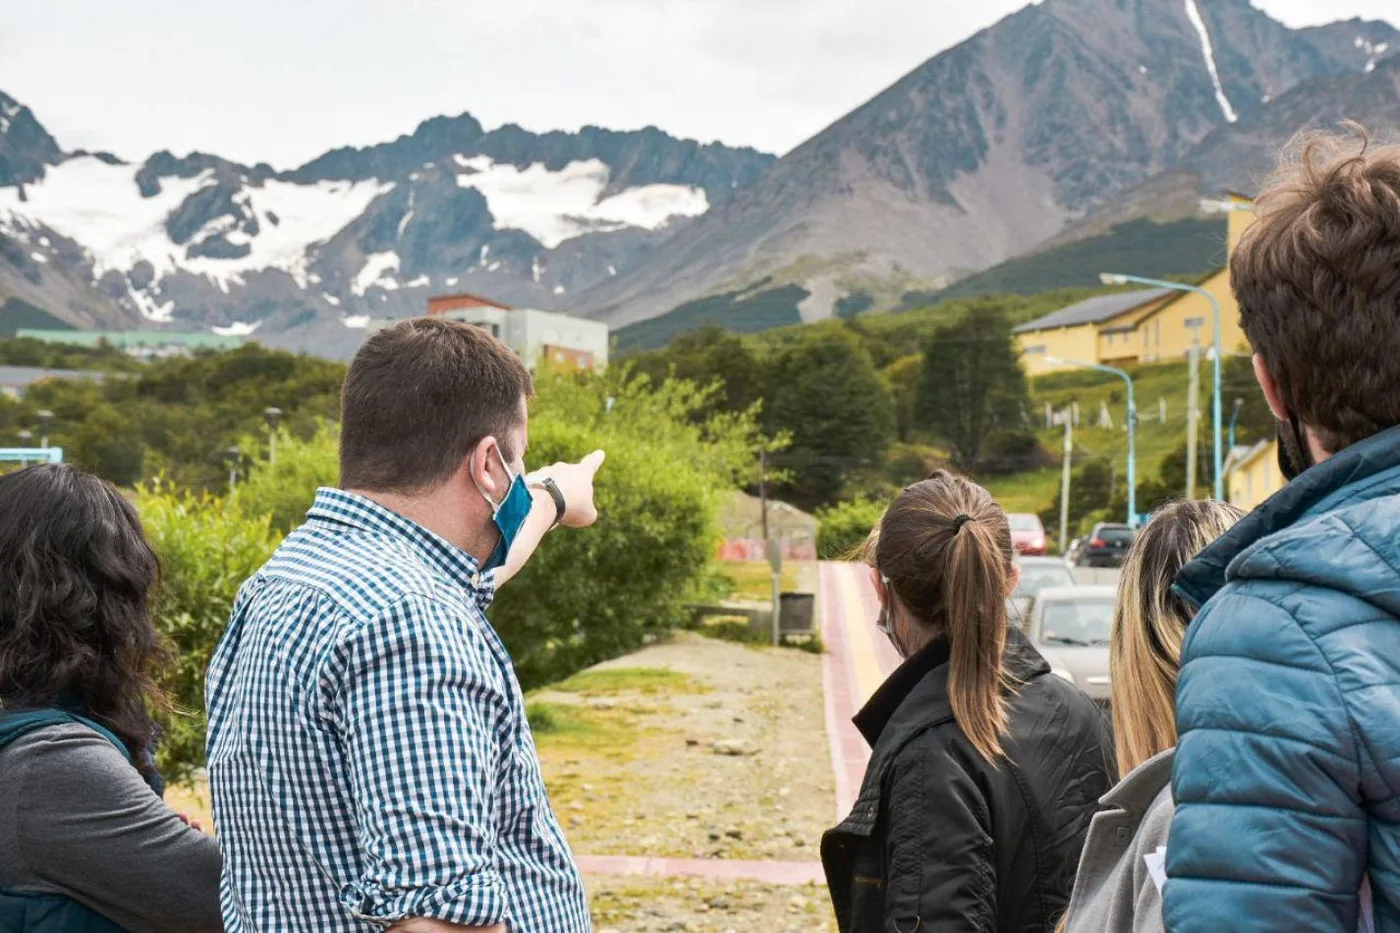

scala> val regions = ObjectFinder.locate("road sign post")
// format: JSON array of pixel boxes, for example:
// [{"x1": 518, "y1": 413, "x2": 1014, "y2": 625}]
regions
[{"x1": 767, "y1": 538, "x2": 782, "y2": 645}]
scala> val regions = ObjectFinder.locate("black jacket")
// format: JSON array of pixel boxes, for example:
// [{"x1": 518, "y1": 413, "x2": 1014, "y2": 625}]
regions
[{"x1": 822, "y1": 628, "x2": 1113, "y2": 933}]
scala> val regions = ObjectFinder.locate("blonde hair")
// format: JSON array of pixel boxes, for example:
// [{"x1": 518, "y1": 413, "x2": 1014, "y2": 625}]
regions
[
  {"x1": 870, "y1": 471, "x2": 1016, "y2": 762},
  {"x1": 1110, "y1": 499, "x2": 1243, "y2": 777}
]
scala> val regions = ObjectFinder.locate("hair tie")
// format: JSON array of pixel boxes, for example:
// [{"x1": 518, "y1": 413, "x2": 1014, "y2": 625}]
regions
[{"x1": 952, "y1": 513, "x2": 973, "y2": 533}]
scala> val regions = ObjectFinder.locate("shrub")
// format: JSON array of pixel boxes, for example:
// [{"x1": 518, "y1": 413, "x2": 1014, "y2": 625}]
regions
[
  {"x1": 135, "y1": 482, "x2": 282, "y2": 779},
  {"x1": 816, "y1": 496, "x2": 890, "y2": 560},
  {"x1": 489, "y1": 369, "x2": 771, "y2": 687},
  {"x1": 233, "y1": 420, "x2": 340, "y2": 533}
]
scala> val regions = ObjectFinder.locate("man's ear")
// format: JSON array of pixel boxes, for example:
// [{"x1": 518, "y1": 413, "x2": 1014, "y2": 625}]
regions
[
  {"x1": 869, "y1": 566, "x2": 886, "y2": 606},
  {"x1": 470, "y1": 437, "x2": 502, "y2": 499},
  {"x1": 1253, "y1": 353, "x2": 1290, "y2": 421},
  {"x1": 1007, "y1": 562, "x2": 1022, "y2": 598}
]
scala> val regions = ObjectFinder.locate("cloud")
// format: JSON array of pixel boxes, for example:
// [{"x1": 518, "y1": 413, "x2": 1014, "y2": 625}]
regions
[{"x1": 0, "y1": 0, "x2": 1393, "y2": 168}]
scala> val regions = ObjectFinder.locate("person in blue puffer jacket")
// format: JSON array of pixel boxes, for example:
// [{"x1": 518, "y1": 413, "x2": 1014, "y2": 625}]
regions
[{"x1": 1165, "y1": 128, "x2": 1400, "y2": 932}]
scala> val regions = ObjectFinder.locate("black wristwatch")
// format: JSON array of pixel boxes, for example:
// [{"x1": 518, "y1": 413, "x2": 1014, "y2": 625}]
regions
[{"x1": 530, "y1": 477, "x2": 566, "y2": 530}]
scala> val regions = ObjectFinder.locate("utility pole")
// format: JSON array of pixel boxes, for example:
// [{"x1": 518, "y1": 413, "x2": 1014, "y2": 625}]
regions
[
  {"x1": 1185, "y1": 334, "x2": 1202, "y2": 498},
  {"x1": 759, "y1": 450, "x2": 769, "y2": 542},
  {"x1": 1058, "y1": 409, "x2": 1073, "y2": 553}
]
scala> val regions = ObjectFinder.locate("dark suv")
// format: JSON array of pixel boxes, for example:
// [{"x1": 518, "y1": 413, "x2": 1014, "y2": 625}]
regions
[{"x1": 1075, "y1": 522, "x2": 1136, "y2": 568}]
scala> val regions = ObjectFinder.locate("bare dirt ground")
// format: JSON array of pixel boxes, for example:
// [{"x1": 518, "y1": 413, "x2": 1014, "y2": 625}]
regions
[
  {"x1": 529, "y1": 630, "x2": 834, "y2": 863},
  {"x1": 167, "y1": 629, "x2": 838, "y2": 931}
]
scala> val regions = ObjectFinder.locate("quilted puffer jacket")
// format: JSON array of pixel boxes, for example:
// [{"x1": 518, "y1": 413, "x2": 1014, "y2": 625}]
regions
[{"x1": 1168, "y1": 424, "x2": 1400, "y2": 932}]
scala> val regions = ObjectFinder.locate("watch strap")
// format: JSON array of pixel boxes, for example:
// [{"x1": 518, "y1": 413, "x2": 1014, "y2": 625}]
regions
[{"x1": 530, "y1": 477, "x2": 566, "y2": 529}]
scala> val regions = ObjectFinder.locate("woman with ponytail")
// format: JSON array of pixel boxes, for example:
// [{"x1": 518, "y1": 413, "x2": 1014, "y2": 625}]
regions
[{"x1": 822, "y1": 471, "x2": 1113, "y2": 933}]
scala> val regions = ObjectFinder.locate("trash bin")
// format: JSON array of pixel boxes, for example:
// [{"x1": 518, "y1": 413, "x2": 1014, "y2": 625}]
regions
[{"x1": 778, "y1": 592, "x2": 815, "y2": 635}]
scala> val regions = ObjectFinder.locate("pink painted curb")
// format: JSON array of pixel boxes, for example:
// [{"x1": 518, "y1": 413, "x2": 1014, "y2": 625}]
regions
[{"x1": 576, "y1": 854, "x2": 825, "y2": 885}]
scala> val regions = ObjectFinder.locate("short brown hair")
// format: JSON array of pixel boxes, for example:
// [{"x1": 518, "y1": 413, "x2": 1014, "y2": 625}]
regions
[
  {"x1": 1232, "y1": 126, "x2": 1400, "y2": 453},
  {"x1": 340, "y1": 317, "x2": 533, "y2": 493},
  {"x1": 870, "y1": 471, "x2": 1016, "y2": 763}
]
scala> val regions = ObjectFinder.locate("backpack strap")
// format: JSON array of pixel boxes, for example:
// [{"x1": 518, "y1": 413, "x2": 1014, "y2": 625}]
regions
[{"x1": 0, "y1": 708, "x2": 133, "y2": 764}]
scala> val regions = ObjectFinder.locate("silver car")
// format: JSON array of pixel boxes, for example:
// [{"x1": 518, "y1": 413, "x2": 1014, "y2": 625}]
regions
[
  {"x1": 1009, "y1": 556, "x2": 1077, "y2": 622},
  {"x1": 1021, "y1": 585, "x2": 1115, "y2": 702}
]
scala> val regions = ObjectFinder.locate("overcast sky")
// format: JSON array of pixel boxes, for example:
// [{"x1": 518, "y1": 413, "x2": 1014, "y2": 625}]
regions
[{"x1": 0, "y1": 0, "x2": 1394, "y2": 169}]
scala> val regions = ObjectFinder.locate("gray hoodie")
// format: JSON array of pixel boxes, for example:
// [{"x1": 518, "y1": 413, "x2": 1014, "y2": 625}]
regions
[{"x1": 1062, "y1": 748, "x2": 1174, "y2": 933}]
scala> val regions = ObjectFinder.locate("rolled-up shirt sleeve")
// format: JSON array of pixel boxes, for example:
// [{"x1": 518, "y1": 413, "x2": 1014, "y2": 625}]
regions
[{"x1": 331, "y1": 593, "x2": 510, "y2": 926}]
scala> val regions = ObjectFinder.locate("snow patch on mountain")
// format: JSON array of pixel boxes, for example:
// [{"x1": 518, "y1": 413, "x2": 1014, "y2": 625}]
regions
[
  {"x1": 352, "y1": 251, "x2": 400, "y2": 296},
  {"x1": 0, "y1": 156, "x2": 392, "y2": 293},
  {"x1": 1356, "y1": 36, "x2": 1390, "y2": 73},
  {"x1": 0, "y1": 156, "x2": 213, "y2": 277},
  {"x1": 212, "y1": 320, "x2": 262, "y2": 336},
  {"x1": 453, "y1": 155, "x2": 709, "y2": 249},
  {"x1": 343, "y1": 315, "x2": 371, "y2": 329},
  {"x1": 1184, "y1": 0, "x2": 1238, "y2": 123}
]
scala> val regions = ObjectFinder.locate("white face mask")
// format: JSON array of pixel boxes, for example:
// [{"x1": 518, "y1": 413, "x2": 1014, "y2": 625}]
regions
[{"x1": 875, "y1": 573, "x2": 909, "y2": 658}]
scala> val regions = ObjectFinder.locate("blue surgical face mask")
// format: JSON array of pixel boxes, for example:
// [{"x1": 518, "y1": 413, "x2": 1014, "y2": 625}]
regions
[{"x1": 477, "y1": 447, "x2": 532, "y2": 572}]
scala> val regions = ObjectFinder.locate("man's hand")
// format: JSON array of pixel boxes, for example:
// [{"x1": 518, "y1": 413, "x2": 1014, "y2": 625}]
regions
[
  {"x1": 389, "y1": 920, "x2": 504, "y2": 933},
  {"x1": 532, "y1": 449, "x2": 606, "y2": 528}
]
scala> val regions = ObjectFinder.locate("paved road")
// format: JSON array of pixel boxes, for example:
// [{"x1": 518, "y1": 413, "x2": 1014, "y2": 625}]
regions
[{"x1": 818, "y1": 560, "x2": 899, "y2": 819}]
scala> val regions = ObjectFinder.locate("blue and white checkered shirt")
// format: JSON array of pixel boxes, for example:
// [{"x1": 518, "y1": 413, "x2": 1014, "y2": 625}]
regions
[{"x1": 206, "y1": 487, "x2": 590, "y2": 931}]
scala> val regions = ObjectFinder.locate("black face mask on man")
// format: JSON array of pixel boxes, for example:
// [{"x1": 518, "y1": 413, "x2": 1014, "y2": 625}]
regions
[{"x1": 1276, "y1": 412, "x2": 1315, "y2": 481}]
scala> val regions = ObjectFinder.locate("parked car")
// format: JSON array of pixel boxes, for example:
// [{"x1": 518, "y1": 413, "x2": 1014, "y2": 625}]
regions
[
  {"x1": 1022, "y1": 585, "x2": 1114, "y2": 703},
  {"x1": 1008, "y1": 556, "x2": 1076, "y2": 623},
  {"x1": 1007, "y1": 513, "x2": 1048, "y2": 555},
  {"x1": 1074, "y1": 522, "x2": 1136, "y2": 568}
]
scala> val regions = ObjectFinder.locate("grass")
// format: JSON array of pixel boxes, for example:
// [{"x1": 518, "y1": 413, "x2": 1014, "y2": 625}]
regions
[
  {"x1": 718, "y1": 559, "x2": 800, "y2": 601},
  {"x1": 985, "y1": 357, "x2": 1267, "y2": 521},
  {"x1": 550, "y1": 666, "x2": 706, "y2": 697}
]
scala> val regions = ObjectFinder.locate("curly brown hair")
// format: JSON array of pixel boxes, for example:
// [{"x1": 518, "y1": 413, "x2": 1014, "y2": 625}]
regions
[
  {"x1": 1232, "y1": 124, "x2": 1400, "y2": 454},
  {"x1": 0, "y1": 463, "x2": 170, "y2": 780}
]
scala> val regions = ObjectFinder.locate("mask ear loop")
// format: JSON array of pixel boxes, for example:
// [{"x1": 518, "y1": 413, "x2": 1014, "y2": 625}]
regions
[{"x1": 475, "y1": 443, "x2": 514, "y2": 514}]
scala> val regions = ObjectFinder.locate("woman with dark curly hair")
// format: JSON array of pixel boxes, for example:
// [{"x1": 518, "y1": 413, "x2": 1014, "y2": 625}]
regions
[{"x1": 0, "y1": 463, "x2": 222, "y2": 932}]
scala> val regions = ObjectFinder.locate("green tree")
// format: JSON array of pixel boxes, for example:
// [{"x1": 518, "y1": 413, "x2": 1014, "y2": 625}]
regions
[
  {"x1": 628, "y1": 325, "x2": 766, "y2": 415},
  {"x1": 914, "y1": 309, "x2": 1030, "y2": 473},
  {"x1": 883, "y1": 354, "x2": 922, "y2": 442},
  {"x1": 67, "y1": 404, "x2": 146, "y2": 486},
  {"x1": 815, "y1": 496, "x2": 890, "y2": 560},
  {"x1": 763, "y1": 329, "x2": 896, "y2": 510}
]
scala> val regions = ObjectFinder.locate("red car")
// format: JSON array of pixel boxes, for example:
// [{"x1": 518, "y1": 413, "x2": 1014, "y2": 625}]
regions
[{"x1": 1007, "y1": 513, "x2": 1048, "y2": 556}]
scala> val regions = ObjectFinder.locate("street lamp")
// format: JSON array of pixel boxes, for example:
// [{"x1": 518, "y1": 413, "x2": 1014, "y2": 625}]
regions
[
  {"x1": 36, "y1": 410, "x2": 54, "y2": 449},
  {"x1": 1045, "y1": 355, "x2": 1138, "y2": 528},
  {"x1": 263, "y1": 407, "x2": 283, "y2": 465},
  {"x1": 1100, "y1": 272, "x2": 1223, "y2": 500},
  {"x1": 223, "y1": 446, "x2": 243, "y2": 494}
]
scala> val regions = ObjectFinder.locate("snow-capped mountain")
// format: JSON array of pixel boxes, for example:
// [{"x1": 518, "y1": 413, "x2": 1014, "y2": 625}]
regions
[
  {"x1": 572, "y1": 0, "x2": 1399, "y2": 333},
  {"x1": 0, "y1": 102, "x2": 773, "y2": 352}
]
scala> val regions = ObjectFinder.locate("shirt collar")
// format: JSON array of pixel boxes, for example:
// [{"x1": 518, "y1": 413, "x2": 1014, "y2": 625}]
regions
[{"x1": 304, "y1": 487, "x2": 488, "y2": 588}]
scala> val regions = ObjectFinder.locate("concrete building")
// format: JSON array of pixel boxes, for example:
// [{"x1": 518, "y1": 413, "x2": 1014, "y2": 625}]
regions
[
  {"x1": 381, "y1": 292, "x2": 610, "y2": 372},
  {"x1": 1227, "y1": 438, "x2": 1286, "y2": 511},
  {"x1": 1017, "y1": 194, "x2": 1256, "y2": 376}
]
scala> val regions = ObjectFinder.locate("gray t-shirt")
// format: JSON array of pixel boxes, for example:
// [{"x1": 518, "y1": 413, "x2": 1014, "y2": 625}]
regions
[{"x1": 0, "y1": 722, "x2": 223, "y2": 933}]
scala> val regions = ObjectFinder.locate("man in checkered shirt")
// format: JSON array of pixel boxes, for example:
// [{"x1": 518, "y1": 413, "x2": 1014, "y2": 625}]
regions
[{"x1": 206, "y1": 318, "x2": 602, "y2": 932}]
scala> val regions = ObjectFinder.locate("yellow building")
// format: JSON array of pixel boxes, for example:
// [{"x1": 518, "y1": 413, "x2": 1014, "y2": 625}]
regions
[
  {"x1": 1016, "y1": 290, "x2": 1175, "y2": 376},
  {"x1": 1017, "y1": 194, "x2": 1257, "y2": 375},
  {"x1": 1227, "y1": 438, "x2": 1286, "y2": 511}
]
